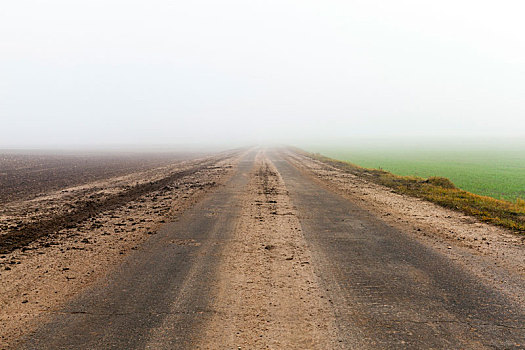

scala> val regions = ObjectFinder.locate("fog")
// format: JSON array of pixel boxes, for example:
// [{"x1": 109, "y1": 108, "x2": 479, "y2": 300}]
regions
[{"x1": 1, "y1": 0, "x2": 524, "y2": 149}]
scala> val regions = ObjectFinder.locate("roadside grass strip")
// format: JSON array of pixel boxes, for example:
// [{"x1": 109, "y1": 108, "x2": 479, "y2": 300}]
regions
[{"x1": 302, "y1": 150, "x2": 525, "y2": 233}]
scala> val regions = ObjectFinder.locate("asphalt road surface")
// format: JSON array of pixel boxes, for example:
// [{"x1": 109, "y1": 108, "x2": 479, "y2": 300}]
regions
[{"x1": 19, "y1": 149, "x2": 524, "y2": 349}]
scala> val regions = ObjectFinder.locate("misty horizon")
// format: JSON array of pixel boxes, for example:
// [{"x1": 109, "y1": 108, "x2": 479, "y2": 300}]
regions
[{"x1": 2, "y1": 1, "x2": 525, "y2": 148}]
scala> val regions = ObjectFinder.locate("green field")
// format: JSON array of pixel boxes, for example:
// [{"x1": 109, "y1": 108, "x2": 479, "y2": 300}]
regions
[{"x1": 309, "y1": 145, "x2": 525, "y2": 202}]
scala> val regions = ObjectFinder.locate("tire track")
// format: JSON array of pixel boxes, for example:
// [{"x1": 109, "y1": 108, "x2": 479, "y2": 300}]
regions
[{"x1": 0, "y1": 156, "x2": 232, "y2": 254}]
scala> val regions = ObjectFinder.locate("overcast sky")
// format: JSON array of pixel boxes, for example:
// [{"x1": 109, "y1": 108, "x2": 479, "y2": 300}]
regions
[{"x1": 1, "y1": 0, "x2": 524, "y2": 148}]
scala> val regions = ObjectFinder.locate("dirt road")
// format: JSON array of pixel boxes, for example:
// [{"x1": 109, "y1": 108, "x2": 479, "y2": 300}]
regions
[{"x1": 13, "y1": 149, "x2": 525, "y2": 349}]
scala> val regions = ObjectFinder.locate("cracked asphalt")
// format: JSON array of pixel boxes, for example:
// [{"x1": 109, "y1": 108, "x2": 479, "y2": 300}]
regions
[{"x1": 17, "y1": 149, "x2": 524, "y2": 349}]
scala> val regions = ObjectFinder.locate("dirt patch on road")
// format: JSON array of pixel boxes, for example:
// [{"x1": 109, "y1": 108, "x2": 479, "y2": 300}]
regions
[
  {"x1": 0, "y1": 152, "x2": 241, "y2": 349},
  {"x1": 283, "y1": 149, "x2": 525, "y2": 306},
  {"x1": 197, "y1": 152, "x2": 338, "y2": 349}
]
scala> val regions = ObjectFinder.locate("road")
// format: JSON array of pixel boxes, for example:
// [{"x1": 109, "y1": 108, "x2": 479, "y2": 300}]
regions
[
  {"x1": 18, "y1": 149, "x2": 524, "y2": 349},
  {"x1": 269, "y1": 151, "x2": 524, "y2": 349}
]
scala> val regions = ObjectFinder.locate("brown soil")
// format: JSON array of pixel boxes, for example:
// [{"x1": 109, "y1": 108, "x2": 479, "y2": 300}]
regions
[
  {"x1": 283, "y1": 149, "x2": 525, "y2": 305},
  {"x1": 0, "y1": 151, "x2": 242, "y2": 349},
  {"x1": 0, "y1": 156, "x2": 230, "y2": 254},
  {"x1": 197, "y1": 151, "x2": 338, "y2": 349},
  {"x1": 0, "y1": 151, "x2": 196, "y2": 203}
]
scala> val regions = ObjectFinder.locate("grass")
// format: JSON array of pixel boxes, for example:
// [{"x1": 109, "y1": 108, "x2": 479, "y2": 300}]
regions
[
  {"x1": 311, "y1": 148, "x2": 525, "y2": 202},
  {"x1": 300, "y1": 149, "x2": 525, "y2": 233}
]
